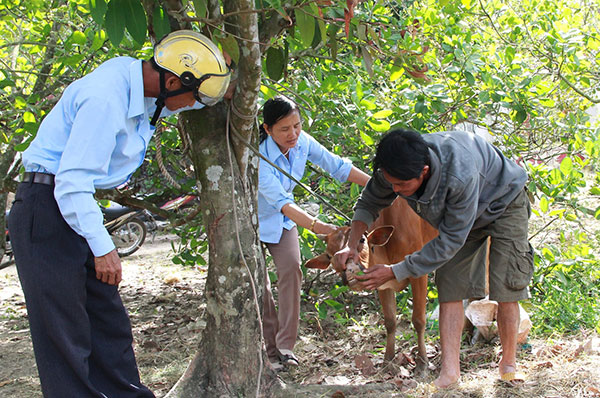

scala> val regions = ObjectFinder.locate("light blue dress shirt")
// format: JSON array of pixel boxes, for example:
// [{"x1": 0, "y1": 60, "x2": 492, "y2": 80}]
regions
[
  {"x1": 258, "y1": 132, "x2": 353, "y2": 244},
  {"x1": 22, "y1": 57, "x2": 203, "y2": 256}
]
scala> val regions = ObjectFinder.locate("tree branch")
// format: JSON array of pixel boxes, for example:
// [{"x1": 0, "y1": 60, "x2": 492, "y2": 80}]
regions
[{"x1": 557, "y1": 71, "x2": 600, "y2": 103}]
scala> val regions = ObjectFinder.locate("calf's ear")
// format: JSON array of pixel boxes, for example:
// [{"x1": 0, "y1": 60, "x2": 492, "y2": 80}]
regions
[
  {"x1": 367, "y1": 225, "x2": 395, "y2": 246},
  {"x1": 315, "y1": 234, "x2": 328, "y2": 241},
  {"x1": 304, "y1": 254, "x2": 331, "y2": 269}
]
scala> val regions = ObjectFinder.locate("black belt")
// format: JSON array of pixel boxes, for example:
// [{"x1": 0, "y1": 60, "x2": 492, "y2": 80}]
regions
[{"x1": 22, "y1": 172, "x2": 55, "y2": 186}]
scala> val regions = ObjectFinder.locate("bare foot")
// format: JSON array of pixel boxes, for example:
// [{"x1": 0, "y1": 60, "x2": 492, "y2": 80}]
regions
[
  {"x1": 433, "y1": 372, "x2": 460, "y2": 388},
  {"x1": 499, "y1": 361, "x2": 517, "y2": 377},
  {"x1": 499, "y1": 362, "x2": 525, "y2": 385}
]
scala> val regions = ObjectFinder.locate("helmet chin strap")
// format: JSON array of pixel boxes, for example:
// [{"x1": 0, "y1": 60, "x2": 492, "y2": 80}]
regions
[{"x1": 150, "y1": 67, "x2": 194, "y2": 126}]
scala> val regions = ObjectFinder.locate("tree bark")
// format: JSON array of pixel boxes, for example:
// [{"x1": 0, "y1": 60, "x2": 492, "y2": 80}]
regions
[
  {"x1": 164, "y1": 1, "x2": 283, "y2": 396},
  {"x1": 164, "y1": 102, "x2": 281, "y2": 397}
]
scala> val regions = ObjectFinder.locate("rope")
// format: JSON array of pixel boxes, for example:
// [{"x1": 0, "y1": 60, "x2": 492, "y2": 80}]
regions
[
  {"x1": 230, "y1": 99, "x2": 258, "y2": 121},
  {"x1": 154, "y1": 123, "x2": 182, "y2": 189},
  {"x1": 225, "y1": 104, "x2": 264, "y2": 398}
]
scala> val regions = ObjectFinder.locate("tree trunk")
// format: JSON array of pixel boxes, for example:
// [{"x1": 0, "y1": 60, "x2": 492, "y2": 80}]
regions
[
  {"x1": 164, "y1": 103, "x2": 281, "y2": 397},
  {"x1": 0, "y1": 192, "x2": 7, "y2": 261},
  {"x1": 165, "y1": 1, "x2": 281, "y2": 396}
]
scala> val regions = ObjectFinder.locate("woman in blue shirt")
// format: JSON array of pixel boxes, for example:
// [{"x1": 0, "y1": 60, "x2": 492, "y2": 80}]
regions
[{"x1": 258, "y1": 96, "x2": 369, "y2": 369}]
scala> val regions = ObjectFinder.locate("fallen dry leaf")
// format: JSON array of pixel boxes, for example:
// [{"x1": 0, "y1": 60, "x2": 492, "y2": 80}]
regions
[
  {"x1": 354, "y1": 354, "x2": 376, "y2": 376},
  {"x1": 163, "y1": 274, "x2": 181, "y2": 284},
  {"x1": 535, "y1": 361, "x2": 554, "y2": 369}
]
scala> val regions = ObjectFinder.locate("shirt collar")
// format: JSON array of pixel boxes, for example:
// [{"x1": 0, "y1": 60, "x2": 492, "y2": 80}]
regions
[
  {"x1": 127, "y1": 59, "x2": 145, "y2": 119},
  {"x1": 265, "y1": 135, "x2": 291, "y2": 161}
]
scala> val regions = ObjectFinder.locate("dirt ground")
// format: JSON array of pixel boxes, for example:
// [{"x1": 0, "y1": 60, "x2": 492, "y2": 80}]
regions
[{"x1": 1, "y1": 234, "x2": 599, "y2": 398}]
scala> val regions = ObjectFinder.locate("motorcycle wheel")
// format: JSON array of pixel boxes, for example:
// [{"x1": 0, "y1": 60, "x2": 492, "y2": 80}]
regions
[{"x1": 111, "y1": 218, "x2": 147, "y2": 257}]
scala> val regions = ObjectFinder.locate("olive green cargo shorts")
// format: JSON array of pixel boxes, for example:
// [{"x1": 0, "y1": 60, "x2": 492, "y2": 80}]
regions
[{"x1": 435, "y1": 188, "x2": 534, "y2": 303}]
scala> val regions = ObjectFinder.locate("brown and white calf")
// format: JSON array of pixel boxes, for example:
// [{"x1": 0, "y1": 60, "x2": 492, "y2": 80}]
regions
[{"x1": 306, "y1": 197, "x2": 437, "y2": 364}]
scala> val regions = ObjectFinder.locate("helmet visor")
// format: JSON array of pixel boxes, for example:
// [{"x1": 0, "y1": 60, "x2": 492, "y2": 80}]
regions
[{"x1": 195, "y1": 71, "x2": 231, "y2": 105}]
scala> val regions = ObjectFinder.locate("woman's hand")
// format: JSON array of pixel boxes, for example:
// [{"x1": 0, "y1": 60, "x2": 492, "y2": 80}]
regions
[{"x1": 313, "y1": 220, "x2": 336, "y2": 235}]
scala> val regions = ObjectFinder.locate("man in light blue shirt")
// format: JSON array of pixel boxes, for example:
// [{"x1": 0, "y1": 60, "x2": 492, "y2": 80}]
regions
[{"x1": 8, "y1": 30, "x2": 230, "y2": 398}]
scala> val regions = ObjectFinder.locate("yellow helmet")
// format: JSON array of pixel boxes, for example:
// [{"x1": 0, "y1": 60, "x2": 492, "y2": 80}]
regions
[{"x1": 153, "y1": 30, "x2": 231, "y2": 106}]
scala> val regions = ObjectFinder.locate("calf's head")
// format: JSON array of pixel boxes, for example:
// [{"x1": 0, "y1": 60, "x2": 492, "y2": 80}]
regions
[{"x1": 305, "y1": 225, "x2": 395, "y2": 290}]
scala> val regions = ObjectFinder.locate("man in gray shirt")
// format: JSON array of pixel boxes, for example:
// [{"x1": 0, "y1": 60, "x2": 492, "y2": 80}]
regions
[{"x1": 334, "y1": 129, "x2": 533, "y2": 388}]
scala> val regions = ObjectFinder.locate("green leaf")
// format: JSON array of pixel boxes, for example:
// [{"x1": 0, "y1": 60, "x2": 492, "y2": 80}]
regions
[
  {"x1": 105, "y1": 0, "x2": 125, "y2": 46},
  {"x1": 71, "y1": 31, "x2": 87, "y2": 46},
  {"x1": 152, "y1": 5, "x2": 171, "y2": 41},
  {"x1": 355, "y1": 80, "x2": 363, "y2": 100},
  {"x1": 15, "y1": 142, "x2": 32, "y2": 152},
  {"x1": 559, "y1": 156, "x2": 573, "y2": 175},
  {"x1": 505, "y1": 46, "x2": 515, "y2": 63},
  {"x1": 23, "y1": 111, "x2": 36, "y2": 123},
  {"x1": 515, "y1": 108, "x2": 527, "y2": 124},
  {"x1": 390, "y1": 65, "x2": 403, "y2": 82},
  {"x1": 311, "y1": 21, "x2": 322, "y2": 48},
  {"x1": 549, "y1": 169, "x2": 562, "y2": 184},
  {"x1": 193, "y1": 0, "x2": 207, "y2": 18},
  {"x1": 594, "y1": 207, "x2": 600, "y2": 220},
  {"x1": 123, "y1": 0, "x2": 147, "y2": 45},
  {"x1": 479, "y1": 90, "x2": 490, "y2": 103},
  {"x1": 372, "y1": 109, "x2": 393, "y2": 119},
  {"x1": 91, "y1": 30, "x2": 107, "y2": 51},
  {"x1": 360, "y1": 98, "x2": 376, "y2": 110},
  {"x1": 361, "y1": 47, "x2": 374, "y2": 78},
  {"x1": 464, "y1": 71, "x2": 475, "y2": 85},
  {"x1": 310, "y1": 2, "x2": 327, "y2": 43},
  {"x1": 360, "y1": 131, "x2": 374, "y2": 145},
  {"x1": 565, "y1": 213, "x2": 577, "y2": 221},
  {"x1": 318, "y1": 303, "x2": 328, "y2": 319},
  {"x1": 415, "y1": 101, "x2": 425, "y2": 114},
  {"x1": 295, "y1": 7, "x2": 315, "y2": 48},
  {"x1": 265, "y1": 0, "x2": 285, "y2": 15},
  {"x1": 368, "y1": 119, "x2": 390, "y2": 132},
  {"x1": 219, "y1": 34, "x2": 240, "y2": 65},
  {"x1": 322, "y1": 75, "x2": 338, "y2": 92},
  {"x1": 328, "y1": 24, "x2": 338, "y2": 60},
  {"x1": 89, "y1": 0, "x2": 107, "y2": 26},
  {"x1": 266, "y1": 47, "x2": 285, "y2": 81},
  {"x1": 0, "y1": 79, "x2": 16, "y2": 89},
  {"x1": 65, "y1": 54, "x2": 85, "y2": 67},
  {"x1": 324, "y1": 299, "x2": 343, "y2": 310},
  {"x1": 539, "y1": 195, "x2": 549, "y2": 213}
]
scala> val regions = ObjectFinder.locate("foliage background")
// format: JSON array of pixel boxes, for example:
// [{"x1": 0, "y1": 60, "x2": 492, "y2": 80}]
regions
[{"x1": 1, "y1": 0, "x2": 599, "y2": 337}]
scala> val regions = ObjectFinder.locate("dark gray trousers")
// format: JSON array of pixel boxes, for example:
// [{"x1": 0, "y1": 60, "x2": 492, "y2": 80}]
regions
[{"x1": 8, "y1": 182, "x2": 154, "y2": 398}]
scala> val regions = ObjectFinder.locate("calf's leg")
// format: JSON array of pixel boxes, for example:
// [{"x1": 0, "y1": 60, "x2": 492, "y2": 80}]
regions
[
  {"x1": 378, "y1": 288, "x2": 397, "y2": 361},
  {"x1": 410, "y1": 276, "x2": 428, "y2": 370}
]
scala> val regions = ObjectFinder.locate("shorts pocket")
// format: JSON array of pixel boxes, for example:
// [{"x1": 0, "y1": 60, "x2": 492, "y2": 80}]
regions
[{"x1": 506, "y1": 240, "x2": 534, "y2": 290}]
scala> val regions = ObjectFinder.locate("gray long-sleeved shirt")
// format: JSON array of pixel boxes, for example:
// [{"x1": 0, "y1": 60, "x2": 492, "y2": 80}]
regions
[{"x1": 353, "y1": 131, "x2": 527, "y2": 281}]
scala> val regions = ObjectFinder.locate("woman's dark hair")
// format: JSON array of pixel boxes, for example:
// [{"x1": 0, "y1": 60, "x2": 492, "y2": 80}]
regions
[
  {"x1": 259, "y1": 96, "x2": 299, "y2": 143},
  {"x1": 373, "y1": 129, "x2": 430, "y2": 180}
]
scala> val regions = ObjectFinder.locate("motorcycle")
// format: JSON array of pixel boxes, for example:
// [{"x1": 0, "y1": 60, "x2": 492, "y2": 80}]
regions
[
  {"x1": 101, "y1": 202, "x2": 156, "y2": 257},
  {"x1": 2, "y1": 194, "x2": 194, "y2": 267}
]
